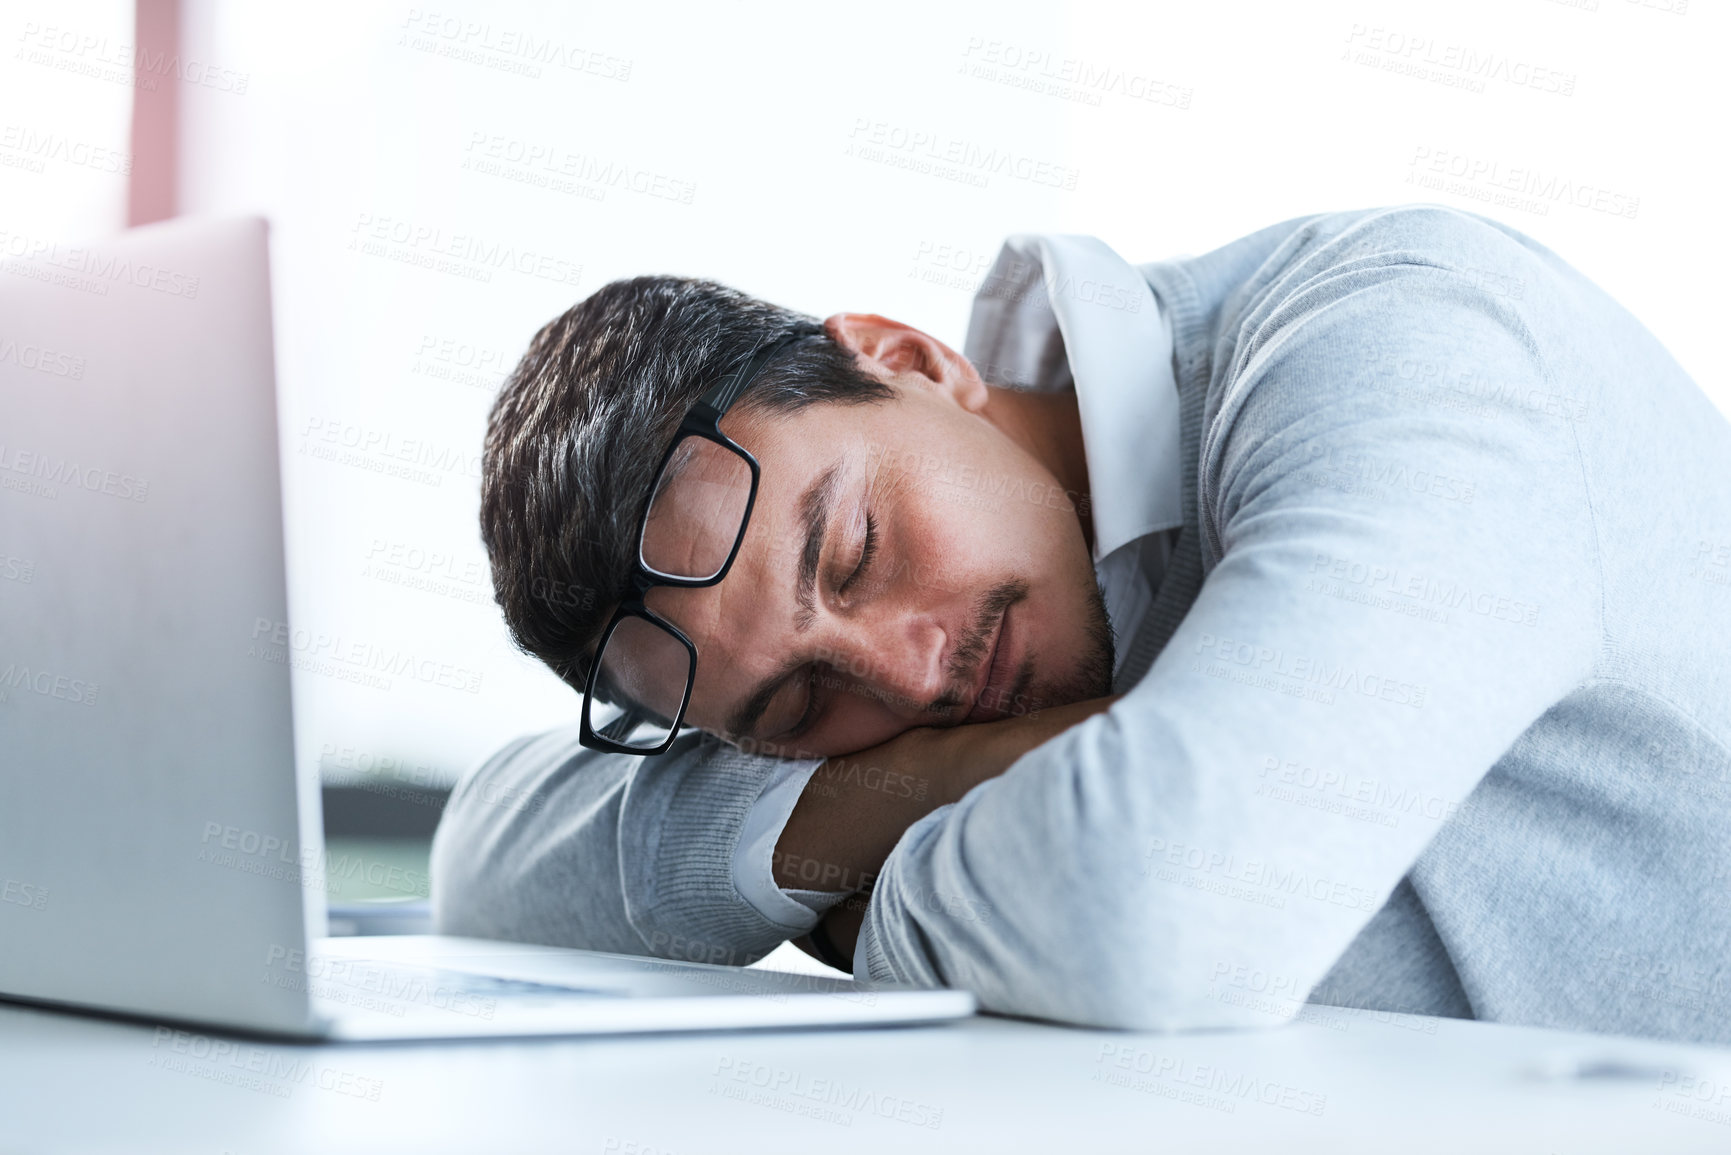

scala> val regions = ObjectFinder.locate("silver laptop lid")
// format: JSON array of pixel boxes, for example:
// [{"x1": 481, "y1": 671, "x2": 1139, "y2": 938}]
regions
[{"x1": 0, "y1": 216, "x2": 321, "y2": 1036}]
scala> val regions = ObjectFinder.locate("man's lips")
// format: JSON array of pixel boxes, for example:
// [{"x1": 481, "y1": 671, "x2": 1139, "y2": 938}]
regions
[{"x1": 963, "y1": 602, "x2": 1017, "y2": 724}]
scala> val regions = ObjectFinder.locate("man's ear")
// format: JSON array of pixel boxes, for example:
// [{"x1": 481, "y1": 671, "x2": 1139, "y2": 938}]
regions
[{"x1": 825, "y1": 313, "x2": 988, "y2": 412}]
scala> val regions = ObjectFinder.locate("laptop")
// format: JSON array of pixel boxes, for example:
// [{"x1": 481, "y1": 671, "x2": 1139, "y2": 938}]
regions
[{"x1": 0, "y1": 215, "x2": 975, "y2": 1040}]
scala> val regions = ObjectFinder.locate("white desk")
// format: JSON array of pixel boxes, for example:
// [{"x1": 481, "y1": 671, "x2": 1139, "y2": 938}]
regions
[{"x1": 3, "y1": 986, "x2": 1730, "y2": 1153}]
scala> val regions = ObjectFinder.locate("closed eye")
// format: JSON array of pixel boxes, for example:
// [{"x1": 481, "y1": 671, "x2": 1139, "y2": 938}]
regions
[
  {"x1": 839, "y1": 511, "x2": 877, "y2": 596},
  {"x1": 760, "y1": 665, "x2": 818, "y2": 743}
]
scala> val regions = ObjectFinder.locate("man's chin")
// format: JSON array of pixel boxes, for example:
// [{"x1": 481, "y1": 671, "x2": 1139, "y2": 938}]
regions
[
  {"x1": 1017, "y1": 633, "x2": 1117, "y2": 719},
  {"x1": 1024, "y1": 666, "x2": 1111, "y2": 718},
  {"x1": 967, "y1": 658, "x2": 1108, "y2": 724}
]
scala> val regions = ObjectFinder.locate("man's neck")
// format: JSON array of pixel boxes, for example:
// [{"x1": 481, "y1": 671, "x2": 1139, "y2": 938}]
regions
[{"x1": 980, "y1": 383, "x2": 1093, "y2": 552}]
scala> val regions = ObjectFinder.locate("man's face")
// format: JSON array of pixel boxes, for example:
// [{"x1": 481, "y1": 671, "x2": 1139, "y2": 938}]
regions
[{"x1": 640, "y1": 319, "x2": 1114, "y2": 758}]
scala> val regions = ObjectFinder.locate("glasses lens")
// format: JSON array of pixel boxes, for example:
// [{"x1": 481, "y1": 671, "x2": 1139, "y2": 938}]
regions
[
  {"x1": 640, "y1": 436, "x2": 752, "y2": 580},
  {"x1": 589, "y1": 614, "x2": 694, "y2": 751}
]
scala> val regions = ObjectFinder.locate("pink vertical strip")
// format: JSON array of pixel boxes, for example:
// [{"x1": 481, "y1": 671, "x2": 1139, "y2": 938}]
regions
[{"x1": 126, "y1": 0, "x2": 180, "y2": 226}]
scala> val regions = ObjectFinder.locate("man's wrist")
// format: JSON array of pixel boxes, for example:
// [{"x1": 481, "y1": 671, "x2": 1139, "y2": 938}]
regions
[
  {"x1": 822, "y1": 892, "x2": 869, "y2": 969},
  {"x1": 773, "y1": 739, "x2": 943, "y2": 894},
  {"x1": 806, "y1": 913, "x2": 853, "y2": 972}
]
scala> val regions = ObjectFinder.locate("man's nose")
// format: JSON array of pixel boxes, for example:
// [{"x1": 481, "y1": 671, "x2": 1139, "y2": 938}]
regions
[{"x1": 816, "y1": 615, "x2": 950, "y2": 718}]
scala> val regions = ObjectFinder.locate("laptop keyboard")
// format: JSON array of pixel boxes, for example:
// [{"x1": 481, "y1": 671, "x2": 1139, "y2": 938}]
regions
[
  {"x1": 311, "y1": 959, "x2": 626, "y2": 1009},
  {"x1": 390, "y1": 965, "x2": 621, "y2": 998}
]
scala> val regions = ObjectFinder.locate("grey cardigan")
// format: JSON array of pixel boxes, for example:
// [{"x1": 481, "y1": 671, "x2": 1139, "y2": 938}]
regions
[{"x1": 431, "y1": 205, "x2": 1731, "y2": 1042}]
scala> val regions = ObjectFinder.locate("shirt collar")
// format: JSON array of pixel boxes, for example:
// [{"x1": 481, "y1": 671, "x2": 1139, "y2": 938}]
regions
[{"x1": 960, "y1": 234, "x2": 1181, "y2": 563}]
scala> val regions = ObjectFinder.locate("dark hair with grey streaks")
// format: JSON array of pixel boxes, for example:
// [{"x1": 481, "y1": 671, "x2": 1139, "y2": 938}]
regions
[{"x1": 481, "y1": 275, "x2": 893, "y2": 705}]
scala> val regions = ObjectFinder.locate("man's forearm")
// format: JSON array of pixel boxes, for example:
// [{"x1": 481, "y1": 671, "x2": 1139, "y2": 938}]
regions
[
  {"x1": 778, "y1": 695, "x2": 1123, "y2": 968},
  {"x1": 771, "y1": 746, "x2": 946, "y2": 896}
]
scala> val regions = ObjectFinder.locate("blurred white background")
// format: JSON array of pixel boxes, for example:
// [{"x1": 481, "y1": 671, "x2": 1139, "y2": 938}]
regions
[{"x1": 6, "y1": 0, "x2": 1724, "y2": 790}]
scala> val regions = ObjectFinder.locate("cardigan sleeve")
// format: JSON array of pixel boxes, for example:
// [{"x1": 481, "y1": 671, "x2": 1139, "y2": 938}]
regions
[{"x1": 430, "y1": 724, "x2": 824, "y2": 966}]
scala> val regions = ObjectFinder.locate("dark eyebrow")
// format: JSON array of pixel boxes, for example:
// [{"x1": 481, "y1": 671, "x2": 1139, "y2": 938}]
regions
[
  {"x1": 724, "y1": 462, "x2": 842, "y2": 740},
  {"x1": 725, "y1": 654, "x2": 805, "y2": 743}
]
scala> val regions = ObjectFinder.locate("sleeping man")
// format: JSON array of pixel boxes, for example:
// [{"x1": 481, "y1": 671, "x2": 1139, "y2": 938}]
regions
[{"x1": 430, "y1": 204, "x2": 1731, "y2": 1042}]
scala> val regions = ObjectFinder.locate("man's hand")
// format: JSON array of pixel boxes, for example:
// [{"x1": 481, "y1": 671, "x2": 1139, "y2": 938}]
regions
[{"x1": 782, "y1": 693, "x2": 1122, "y2": 970}]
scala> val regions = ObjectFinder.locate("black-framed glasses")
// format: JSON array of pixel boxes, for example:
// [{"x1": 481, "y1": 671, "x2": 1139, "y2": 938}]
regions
[{"x1": 578, "y1": 331, "x2": 818, "y2": 755}]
